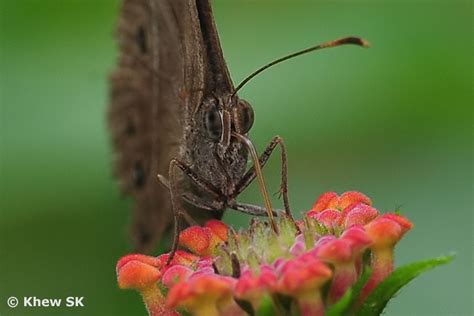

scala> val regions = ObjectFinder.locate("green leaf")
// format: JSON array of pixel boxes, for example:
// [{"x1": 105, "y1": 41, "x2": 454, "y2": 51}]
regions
[
  {"x1": 347, "y1": 266, "x2": 372, "y2": 311},
  {"x1": 326, "y1": 288, "x2": 353, "y2": 316},
  {"x1": 355, "y1": 255, "x2": 454, "y2": 316},
  {"x1": 256, "y1": 295, "x2": 278, "y2": 316}
]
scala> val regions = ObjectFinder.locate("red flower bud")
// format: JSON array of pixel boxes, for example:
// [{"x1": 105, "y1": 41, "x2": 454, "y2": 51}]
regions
[
  {"x1": 311, "y1": 191, "x2": 338, "y2": 213},
  {"x1": 179, "y1": 226, "x2": 212, "y2": 256},
  {"x1": 308, "y1": 208, "x2": 343, "y2": 229},
  {"x1": 341, "y1": 203, "x2": 379, "y2": 228},
  {"x1": 338, "y1": 191, "x2": 372, "y2": 210},
  {"x1": 312, "y1": 191, "x2": 372, "y2": 214}
]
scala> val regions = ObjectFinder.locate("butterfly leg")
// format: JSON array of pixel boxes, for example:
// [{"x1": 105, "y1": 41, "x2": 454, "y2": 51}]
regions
[
  {"x1": 165, "y1": 158, "x2": 224, "y2": 264},
  {"x1": 182, "y1": 192, "x2": 225, "y2": 211},
  {"x1": 158, "y1": 173, "x2": 224, "y2": 211},
  {"x1": 159, "y1": 160, "x2": 223, "y2": 199},
  {"x1": 227, "y1": 199, "x2": 278, "y2": 216},
  {"x1": 232, "y1": 136, "x2": 298, "y2": 227}
]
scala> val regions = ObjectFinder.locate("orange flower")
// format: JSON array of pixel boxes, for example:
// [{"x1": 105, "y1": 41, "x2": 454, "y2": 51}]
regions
[
  {"x1": 205, "y1": 219, "x2": 229, "y2": 241},
  {"x1": 116, "y1": 254, "x2": 162, "y2": 290},
  {"x1": 179, "y1": 221, "x2": 228, "y2": 256},
  {"x1": 311, "y1": 191, "x2": 372, "y2": 213},
  {"x1": 311, "y1": 191, "x2": 339, "y2": 212},
  {"x1": 116, "y1": 254, "x2": 178, "y2": 316}
]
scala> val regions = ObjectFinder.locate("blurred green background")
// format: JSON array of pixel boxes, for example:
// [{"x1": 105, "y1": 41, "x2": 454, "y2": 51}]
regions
[{"x1": 1, "y1": 0, "x2": 472, "y2": 315}]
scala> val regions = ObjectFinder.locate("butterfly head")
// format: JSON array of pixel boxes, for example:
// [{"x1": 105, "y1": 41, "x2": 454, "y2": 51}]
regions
[{"x1": 201, "y1": 95, "x2": 254, "y2": 159}]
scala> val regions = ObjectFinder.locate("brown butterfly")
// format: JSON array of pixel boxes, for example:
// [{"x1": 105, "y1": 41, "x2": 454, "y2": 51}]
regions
[{"x1": 108, "y1": 0, "x2": 367, "y2": 254}]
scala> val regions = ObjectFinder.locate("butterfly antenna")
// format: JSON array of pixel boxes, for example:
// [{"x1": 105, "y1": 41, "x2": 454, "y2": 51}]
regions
[
  {"x1": 232, "y1": 132, "x2": 278, "y2": 233},
  {"x1": 231, "y1": 36, "x2": 369, "y2": 97}
]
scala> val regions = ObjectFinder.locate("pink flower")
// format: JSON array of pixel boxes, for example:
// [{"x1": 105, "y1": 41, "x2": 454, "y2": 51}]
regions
[
  {"x1": 308, "y1": 208, "x2": 343, "y2": 230},
  {"x1": 341, "y1": 203, "x2": 379, "y2": 228},
  {"x1": 361, "y1": 213, "x2": 413, "y2": 301},
  {"x1": 116, "y1": 192, "x2": 420, "y2": 316},
  {"x1": 167, "y1": 273, "x2": 236, "y2": 316},
  {"x1": 275, "y1": 256, "x2": 332, "y2": 316},
  {"x1": 161, "y1": 265, "x2": 194, "y2": 288},
  {"x1": 157, "y1": 250, "x2": 200, "y2": 268},
  {"x1": 308, "y1": 191, "x2": 374, "y2": 231},
  {"x1": 316, "y1": 227, "x2": 371, "y2": 304},
  {"x1": 234, "y1": 265, "x2": 277, "y2": 309}
]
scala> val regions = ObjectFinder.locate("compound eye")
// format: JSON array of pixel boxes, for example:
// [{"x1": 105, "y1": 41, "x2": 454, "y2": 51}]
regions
[
  {"x1": 204, "y1": 108, "x2": 222, "y2": 141},
  {"x1": 234, "y1": 99, "x2": 254, "y2": 134}
]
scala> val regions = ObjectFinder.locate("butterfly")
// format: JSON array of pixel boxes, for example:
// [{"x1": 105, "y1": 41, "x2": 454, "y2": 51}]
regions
[{"x1": 108, "y1": 0, "x2": 367, "y2": 254}]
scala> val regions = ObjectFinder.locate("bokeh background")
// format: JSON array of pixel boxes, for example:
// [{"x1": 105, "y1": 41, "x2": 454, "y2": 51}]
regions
[{"x1": 1, "y1": 0, "x2": 472, "y2": 315}]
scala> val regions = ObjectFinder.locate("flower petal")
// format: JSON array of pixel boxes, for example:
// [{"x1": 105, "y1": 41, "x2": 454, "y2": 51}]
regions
[
  {"x1": 339, "y1": 191, "x2": 372, "y2": 210},
  {"x1": 117, "y1": 262, "x2": 161, "y2": 290},
  {"x1": 311, "y1": 191, "x2": 338, "y2": 213},
  {"x1": 205, "y1": 220, "x2": 229, "y2": 242},
  {"x1": 342, "y1": 203, "x2": 379, "y2": 228}
]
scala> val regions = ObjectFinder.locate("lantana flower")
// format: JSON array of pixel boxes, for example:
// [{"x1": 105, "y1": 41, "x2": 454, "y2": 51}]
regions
[
  {"x1": 116, "y1": 191, "x2": 451, "y2": 315},
  {"x1": 275, "y1": 255, "x2": 332, "y2": 316},
  {"x1": 167, "y1": 273, "x2": 236, "y2": 316}
]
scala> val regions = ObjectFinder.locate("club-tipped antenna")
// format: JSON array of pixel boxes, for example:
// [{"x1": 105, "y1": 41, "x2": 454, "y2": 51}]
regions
[{"x1": 231, "y1": 36, "x2": 369, "y2": 98}]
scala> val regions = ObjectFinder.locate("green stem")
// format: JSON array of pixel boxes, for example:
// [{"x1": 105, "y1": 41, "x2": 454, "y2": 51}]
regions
[
  {"x1": 141, "y1": 285, "x2": 175, "y2": 316},
  {"x1": 297, "y1": 291, "x2": 325, "y2": 316},
  {"x1": 360, "y1": 247, "x2": 394, "y2": 302},
  {"x1": 192, "y1": 300, "x2": 220, "y2": 316}
]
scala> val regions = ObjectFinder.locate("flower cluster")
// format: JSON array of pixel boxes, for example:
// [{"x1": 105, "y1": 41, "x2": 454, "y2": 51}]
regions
[{"x1": 116, "y1": 191, "x2": 413, "y2": 316}]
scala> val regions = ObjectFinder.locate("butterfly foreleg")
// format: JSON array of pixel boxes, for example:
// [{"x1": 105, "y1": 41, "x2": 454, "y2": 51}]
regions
[
  {"x1": 182, "y1": 192, "x2": 225, "y2": 211},
  {"x1": 164, "y1": 158, "x2": 224, "y2": 265},
  {"x1": 158, "y1": 174, "x2": 224, "y2": 211},
  {"x1": 227, "y1": 200, "x2": 278, "y2": 217}
]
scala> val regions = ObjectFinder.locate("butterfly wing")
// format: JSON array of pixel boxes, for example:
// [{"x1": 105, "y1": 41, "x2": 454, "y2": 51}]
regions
[{"x1": 109, "y1": 0, "x2": 210, "y2": 253}]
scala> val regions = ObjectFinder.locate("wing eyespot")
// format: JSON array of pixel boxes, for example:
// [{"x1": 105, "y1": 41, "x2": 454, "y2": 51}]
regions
[
  {"x1": 125, "y1": 121, "x2": 136, "y2": 136},
  {"x1": 136, "y1": 26, "x2": 147, "y2": 54},
  {"x1": 132, "y1": 161, "x2": 146, "y2": 187}
]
